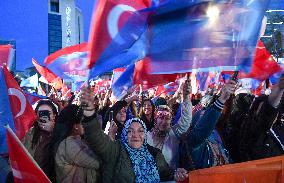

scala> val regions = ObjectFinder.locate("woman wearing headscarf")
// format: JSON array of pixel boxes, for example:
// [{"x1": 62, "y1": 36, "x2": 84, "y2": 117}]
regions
[
  {"x1": 22, "y1": 99, "x2": 59, "y2": 181},
  {"x1": 53, "y1": 104, "x2": 101, "y2": 183},
  {"x1": 147, "y1": 78, "x2": 192, "y2": 170},
  {"x1": 103, "y1": 100, "x2": 128, "y2": 140},
  {"x1": 80, "y1": 87, "x2": 188, "y2": 183}
]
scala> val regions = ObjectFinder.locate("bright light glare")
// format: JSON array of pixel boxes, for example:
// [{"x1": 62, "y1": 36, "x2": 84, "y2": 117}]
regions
[{"x1": 206, "y1": 6, "x2": 220, "y2": 19}]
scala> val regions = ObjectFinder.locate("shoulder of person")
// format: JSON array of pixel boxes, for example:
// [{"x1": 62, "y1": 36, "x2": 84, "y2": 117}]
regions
[{"x1": 147, "y1": 144, "x2": 162, "y2": 158}]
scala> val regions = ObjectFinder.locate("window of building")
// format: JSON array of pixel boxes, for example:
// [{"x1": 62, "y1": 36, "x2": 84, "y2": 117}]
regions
[{"x1": 50, "y1": 0, "x2": 59, "y2": 13}]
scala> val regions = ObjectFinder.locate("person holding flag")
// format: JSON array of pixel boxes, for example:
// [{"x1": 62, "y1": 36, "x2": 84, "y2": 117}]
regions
[
  {"x1": 79, "y1": 86, "x2": 188, "y2": 183},
  {"x1": 180, "y1": 80, "x2": 237, "y2": 170}
]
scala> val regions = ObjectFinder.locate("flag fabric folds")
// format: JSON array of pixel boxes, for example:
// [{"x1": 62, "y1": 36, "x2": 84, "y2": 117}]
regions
[
  {"x1": 44, "y1": 43, "x2": 89, "y2": 82},
  {"x1": 88, "y1": 0, "x2": 270, "y2": 78},
  {"x1": 239, "y1": 40, "x2": 282, "y2": 80},
  {"x1": 88, "y1": 0, "x2": 151, "y2": 69},
  {"x1": 6, "y1": 125, "x2": 51, "y2": 183},
  {"x1": 0, "y1": 67, "x2": 15, "y2": 154},
  {"x1": 133, "y1": 59, "x2": 181, "y2": 88},
  {"x1": 112, "y1": 64, "x2": 135, "y2": 100},
  {"x1": 111, "y1": 59, "x2": 181, "y2": 99},
  {"x1": 0, "y1": 66, "x2": 36, "y2": 154},
  {"x1": 148, "y1": 0, "x2": 270, "y2": 74},
  {"x1": 32, "y1": 58, "x2": 63, "y2": 89}
]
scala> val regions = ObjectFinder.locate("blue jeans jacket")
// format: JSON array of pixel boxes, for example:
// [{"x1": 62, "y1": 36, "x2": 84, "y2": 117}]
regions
[{"x1": 185, "y1": 100, "x2": 231, "y2": 169}]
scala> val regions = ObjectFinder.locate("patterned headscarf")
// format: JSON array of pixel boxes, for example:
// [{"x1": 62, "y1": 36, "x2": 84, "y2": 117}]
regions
[{"x1": 121, "y1": 118, "x2": 160, "y2": 183}]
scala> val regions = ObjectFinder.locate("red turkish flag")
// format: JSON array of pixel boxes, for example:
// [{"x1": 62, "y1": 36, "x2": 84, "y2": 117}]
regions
[
  {"x1": 88, "y1": 0, "x2": 151, "y2": 68},
  {"x1": 133, "y1": 59, "x2": 182, "y2": 89},
  {"x1": 3, "y1": 66, "x2": 36, "y2": 139},
  {"x1": 6, "y1": 126, "x2": 51, "y2": 183}
]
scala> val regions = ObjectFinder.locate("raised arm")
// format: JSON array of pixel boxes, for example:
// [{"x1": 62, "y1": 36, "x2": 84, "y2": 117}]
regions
[
  {"x1": 172, "y1": 77, "x2": 193, "y2": 138},
  {"x1": 80, "y1": 87, "x2": 120, "y2": 163},
  {"x1": 187, "y1": 80, "x2": 237, "y2": 149}
]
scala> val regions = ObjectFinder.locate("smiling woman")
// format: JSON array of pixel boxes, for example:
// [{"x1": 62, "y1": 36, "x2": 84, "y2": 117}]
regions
[{"x1": 79, "y1": 86, "x2": 187, "y2": 183}]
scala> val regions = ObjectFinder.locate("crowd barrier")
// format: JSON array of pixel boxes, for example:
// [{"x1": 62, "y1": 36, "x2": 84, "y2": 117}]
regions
[{"x1": 187, "y1": 155, "x2": 284, "y2": 183}]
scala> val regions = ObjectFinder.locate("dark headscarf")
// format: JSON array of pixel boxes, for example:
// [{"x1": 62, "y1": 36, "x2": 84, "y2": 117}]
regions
[{"x1": 104, "y1": 100, "x2": 128, "y2": 139}]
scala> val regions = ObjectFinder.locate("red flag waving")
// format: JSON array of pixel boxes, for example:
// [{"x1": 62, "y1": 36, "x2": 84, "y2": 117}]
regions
[
  {"x1": 88, "y1": 0, "x2": 151, "y2": 68},
  {"x1": 32, "y1": 58, "x2": 63, "y2": 89},
  {"x1": 239, "y1": 40, "x2": 281, "y2": 80},
  {"x1": 3, "y1": 66, "x2": 36, "y2": 140},
  {"x1": 6, "y1": 126, "x2": 51, "y2": 183},
  {"x1": 133, "y1": 58, "x2": 181, "y2": 89}
]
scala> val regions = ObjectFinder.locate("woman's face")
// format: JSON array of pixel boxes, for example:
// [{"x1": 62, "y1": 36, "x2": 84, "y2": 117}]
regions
[
  {"x1": 127, "y1": 122, "x2": 145, "y2": 149},
  {"x1": 116, "y1": 107, "x2": 127, "y2": 123},
  {"x1": 143, "y1": 101, "x2": 153, "y2": 115},
  {"x1": 37, "y1": 104, "x2": 56, "y2": 123},
  {"x1": 155, "y1": 110, "x2": 172, "y2": 132}
]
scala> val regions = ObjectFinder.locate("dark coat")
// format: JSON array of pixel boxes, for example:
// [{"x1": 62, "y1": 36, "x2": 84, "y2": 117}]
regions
[
  {"x1": 82, "y1": 115, "x2": 174, "y2": 183},
  {"x1": 239, "y1": 95, "x2": 284, "y2": 162}
]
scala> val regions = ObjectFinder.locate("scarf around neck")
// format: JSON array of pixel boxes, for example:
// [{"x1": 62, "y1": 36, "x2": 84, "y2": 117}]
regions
[{"x1": 121, "y1": 118, "x2": 160, "y2": 183}]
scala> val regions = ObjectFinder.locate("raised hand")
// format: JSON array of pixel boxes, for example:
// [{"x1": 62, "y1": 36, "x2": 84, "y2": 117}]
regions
[
  {"x1": 218, "y1": 80, "x2": 237, "y2": 103},
  {"x1": 80, "y1": 86, "x2": 96, "y2": 117}
]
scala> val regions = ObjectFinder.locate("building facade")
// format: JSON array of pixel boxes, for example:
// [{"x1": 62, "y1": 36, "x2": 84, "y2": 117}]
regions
[
  {"x1": 0, "y1": 0, "x2": 84, "y2": 71},
  {"x1": 48, "y1": 0, "x2": 84, "y2": 54}
]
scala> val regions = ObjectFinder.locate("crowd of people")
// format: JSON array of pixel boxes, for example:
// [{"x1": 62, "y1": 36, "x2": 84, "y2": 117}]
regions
[{"x1": 2, "y1": 74, "x2": 284, "y2": 183}]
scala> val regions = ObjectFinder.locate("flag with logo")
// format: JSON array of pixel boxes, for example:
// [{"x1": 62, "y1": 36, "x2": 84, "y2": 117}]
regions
[{"x1": 44, "y1": 43, "x2": 89, "y2": 82}]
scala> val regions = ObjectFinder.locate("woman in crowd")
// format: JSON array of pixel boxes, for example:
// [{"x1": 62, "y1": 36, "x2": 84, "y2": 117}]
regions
[
  {"x1": 147, "y1": 78, "x2": 192, "y2": 170},
  {"x1": 53, "y1": 104, "x2": 101, "y2": 183},
  {"x1": 103, "y1": 100, "x2": 128, "y2": 140},
  {"x1": 139, "y1": 98, "x2": 156, "y2": 131},
  {"x1": 180, "y1": 80, "x2": 236, "y2": 170},
  {"x1": 80, "y1": 87, "x2": 188, "y2": 183},
  {"x1": 22, "y1": 99, "x2": 59, "y2": 181}
]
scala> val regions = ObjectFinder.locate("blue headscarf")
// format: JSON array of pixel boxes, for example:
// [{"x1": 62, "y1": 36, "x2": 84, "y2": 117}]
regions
[{"x1": 121, "y1": 118, "x2": 160, "y2": 183}]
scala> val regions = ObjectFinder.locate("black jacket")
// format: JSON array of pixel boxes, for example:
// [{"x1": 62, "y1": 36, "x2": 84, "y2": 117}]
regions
[{"x1": 239, "y1": 95, "x2": 284, "y2": 162}]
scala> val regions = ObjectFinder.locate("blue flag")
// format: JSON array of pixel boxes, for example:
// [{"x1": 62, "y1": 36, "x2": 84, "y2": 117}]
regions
[
  {"x1": 112, "y1": 64, "x2": 135, "y2": 100},
  {"x1": 88, "y1": 0, "x2": 270, "y2": 78},
  {"x1": 149, "y1": 0, "x2": 270, "y2": 74},
  {"x1": 0, "y1": 67, "x2": 16, "y2": 154}
]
